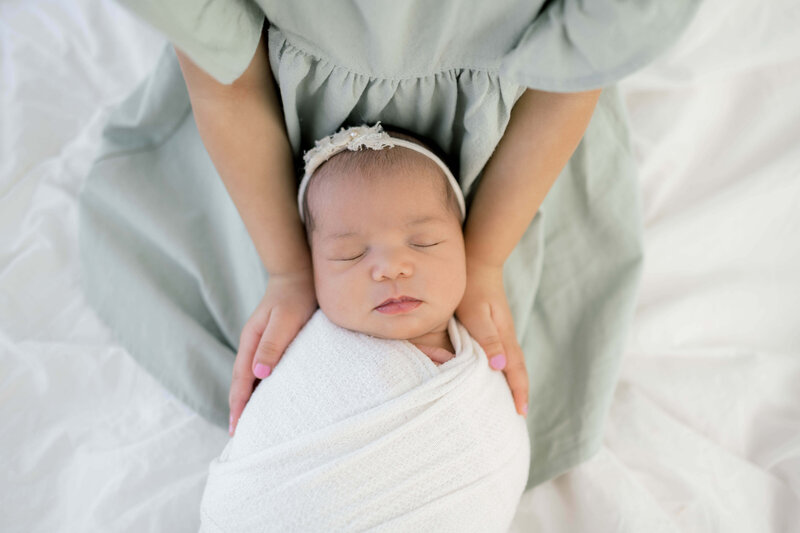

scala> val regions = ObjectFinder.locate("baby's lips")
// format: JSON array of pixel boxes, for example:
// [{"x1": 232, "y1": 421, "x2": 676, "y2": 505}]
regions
[{"x1": 374, "y1": 295, "x2": 421, "y2": 308}]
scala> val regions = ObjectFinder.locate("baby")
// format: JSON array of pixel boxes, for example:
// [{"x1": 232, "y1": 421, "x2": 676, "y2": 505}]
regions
[
  {"x1": 199, "y1": 124, "x2": 530, "y2": 531},
  {"x1": 300, "y1": 123, "x2": 466, "y2": 363}
]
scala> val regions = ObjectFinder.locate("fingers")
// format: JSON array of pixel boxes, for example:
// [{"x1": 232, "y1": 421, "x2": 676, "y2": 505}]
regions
[
  {"x1": 229, "y1": 307, "x2": 301, "y2": 436},
  {"x1": 494, "y1": 308, "x2": 530, "y2": 417},
  {"x1": 252, "y1": 306, "x2": 303, "y2": 378},
  {"x1": 227, "y1": 271, "x2": 317, "y2": 438},
  {"x1": 228, "y1": 384, "x2": 250, "y2": 437},
  {"x1": 463, "y1": 302, "x2": 530, "y2": 417},
  {"x1": 498, "y1": 333, "x2": 530, "y2": 417},
  {"x1": 228, "y1": 309, "x2": 270, "y2": 436},
  {"x1": 462, "y1": 303, "x2": 508, "y2": 372}
]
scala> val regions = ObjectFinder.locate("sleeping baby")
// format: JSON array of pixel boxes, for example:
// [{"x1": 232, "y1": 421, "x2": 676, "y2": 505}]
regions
[
  {"x1": 301, "y1": 123, "x2": 467, "y2": 364},
  {"x1": 199, "y1": 123, "x2": 530, "y2": 532}
]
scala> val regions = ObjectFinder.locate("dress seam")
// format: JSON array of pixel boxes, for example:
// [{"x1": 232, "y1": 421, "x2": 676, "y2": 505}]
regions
[{"x1": 272, "y1": 26, "x2": 502, "y2": 81}]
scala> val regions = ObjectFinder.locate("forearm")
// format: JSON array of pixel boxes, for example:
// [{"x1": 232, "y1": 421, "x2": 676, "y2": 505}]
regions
[
  {"x1": 463, "y1": 88, "x2": 601, "y2": 268},
  {"x1": 175, "y1": 40, "x2": 311, "y2": 276}
]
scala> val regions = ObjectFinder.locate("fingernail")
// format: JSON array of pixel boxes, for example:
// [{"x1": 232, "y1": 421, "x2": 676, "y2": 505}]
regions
[
  {"x1": 254, "y1": 363, "x2": 271, "y2": 379},
  {"x1": 229, "y1": 414, "x2": 234, "y2": 435},
  {"x1": 521, "y1": 404, "x2": 528, "y2": 416},
  {"x1": 489, "y1": 354, "x2": 506, "y2": 370}
]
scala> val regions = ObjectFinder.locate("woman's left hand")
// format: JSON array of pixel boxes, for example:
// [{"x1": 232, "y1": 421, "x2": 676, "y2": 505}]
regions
[{"x1": 456, "y1": 259, "x2": 529, "y2": 416}]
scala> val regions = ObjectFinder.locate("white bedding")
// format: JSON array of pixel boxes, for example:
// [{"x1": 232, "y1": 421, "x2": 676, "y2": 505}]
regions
[{"x1": 2, "y1": 0, "x2": 798, "y2": 531}]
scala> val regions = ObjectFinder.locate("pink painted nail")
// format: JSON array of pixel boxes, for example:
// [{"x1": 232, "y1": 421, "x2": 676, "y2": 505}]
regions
[
  {"x1": 489, "y1": 354, "x2": 506, "y2": 370},
  {"x1": 254, "y1": 363, "x2": 271, "y2": 379},
  {"x1": 521, "y1": 404, "x2": 528, "y2": 416},
  {"x1": 229, "y1": 415, "x2": 234, "y2": 435}
]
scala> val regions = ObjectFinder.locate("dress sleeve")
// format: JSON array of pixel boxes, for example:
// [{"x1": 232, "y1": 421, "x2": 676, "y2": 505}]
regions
[
  {"x1": 114, "y1": 0, "x2": 266, "y2": 85},
  {"x1": 500, "y1": 0, "x2": 701, "y2": 92}
]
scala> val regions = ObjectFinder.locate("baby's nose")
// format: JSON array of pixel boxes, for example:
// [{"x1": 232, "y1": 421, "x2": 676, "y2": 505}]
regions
[{"x1": 370, "y1": 248, "x2": 413, "y2": 281}]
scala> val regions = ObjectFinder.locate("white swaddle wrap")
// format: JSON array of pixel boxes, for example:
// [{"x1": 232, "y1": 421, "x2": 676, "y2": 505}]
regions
[{"x1": 200, "y1": 310, "x2": 530, "y2": 531}]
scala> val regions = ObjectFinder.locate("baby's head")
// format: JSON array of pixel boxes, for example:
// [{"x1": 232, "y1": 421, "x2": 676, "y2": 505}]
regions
[{"x1": 299, "y1": 124, "x2": 466, "y2": 344}]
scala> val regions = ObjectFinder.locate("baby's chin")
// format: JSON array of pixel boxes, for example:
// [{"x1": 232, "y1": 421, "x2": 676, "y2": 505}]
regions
[{"x1": 328, "y1": 310, "x2": 451, "y2": 342}]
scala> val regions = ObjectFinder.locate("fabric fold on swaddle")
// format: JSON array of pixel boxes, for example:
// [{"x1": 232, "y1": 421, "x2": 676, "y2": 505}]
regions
[{"x1": 199, "y1": 310, "x2": 530, "y2": 531}]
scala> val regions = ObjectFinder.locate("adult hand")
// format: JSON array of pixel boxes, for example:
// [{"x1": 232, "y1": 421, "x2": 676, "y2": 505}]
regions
[
  {"x1": 228, "y1": 269, "x2": 317, "y2": 436},
  {"x1": 455, "y1": 259, "x2": 529, "y2": 416}
]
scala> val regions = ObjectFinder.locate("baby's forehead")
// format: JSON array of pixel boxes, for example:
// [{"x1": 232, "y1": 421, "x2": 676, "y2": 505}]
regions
[
  {"x1": 304, "y1": 138, "x2": 462, "y2": 238},
  {"x1": 310, "y1": 146, "x2": 450, "y2": 201},
  {"x1": 315, "y1": 167, "x2": 451, "y2": 217},
  {"x1": 309, "y1": 176, "x2": 454, "y2": 246}
]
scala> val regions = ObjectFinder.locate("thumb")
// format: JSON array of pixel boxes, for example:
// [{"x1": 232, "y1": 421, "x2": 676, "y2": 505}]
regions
[
  {"x1": 228, "y1": 310, "x2": 270, "y2": 436},
  {"x1": 463, "y1": 305, "x2": 507, "y2": 371},
  {"x1": 251, "y1": 307, "x2": 301, "y2": 379}
]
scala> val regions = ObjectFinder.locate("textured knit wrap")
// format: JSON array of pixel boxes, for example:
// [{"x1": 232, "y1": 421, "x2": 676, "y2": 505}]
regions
[{"x1": 199, "y1": 310, "x2": 530, "y2": 531}]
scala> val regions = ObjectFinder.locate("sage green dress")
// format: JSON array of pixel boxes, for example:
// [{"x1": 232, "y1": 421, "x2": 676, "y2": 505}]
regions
[{"x1": 79, "y1": 0, "x2": 700, "y2": 490}]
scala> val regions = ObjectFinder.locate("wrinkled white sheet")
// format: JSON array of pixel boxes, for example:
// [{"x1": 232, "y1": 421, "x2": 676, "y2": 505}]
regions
[{"x1": 1, "y1": 0, "x2": 798, "y2": 531}]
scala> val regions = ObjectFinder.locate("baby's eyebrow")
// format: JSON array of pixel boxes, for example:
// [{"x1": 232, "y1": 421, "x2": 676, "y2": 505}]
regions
[
  {"x1": 325, "y1": 231, "x2": 358, "y2": 241},
  {"x1": 323, "y1": 215, "x2": 445, "y2": 241},
  {"x1": 405, "y1": 215, "x2": 446, "y2": 227}
]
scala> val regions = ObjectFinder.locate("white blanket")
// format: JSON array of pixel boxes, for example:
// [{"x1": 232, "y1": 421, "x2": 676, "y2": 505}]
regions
[{"x1": 199, "y1": 310, "x2": 530, "y2": 531}]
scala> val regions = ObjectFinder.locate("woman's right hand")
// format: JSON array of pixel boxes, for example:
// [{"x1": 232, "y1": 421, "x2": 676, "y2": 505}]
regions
[{"x1": 228, "y1": 268, "x2": 317, "y2": 436}]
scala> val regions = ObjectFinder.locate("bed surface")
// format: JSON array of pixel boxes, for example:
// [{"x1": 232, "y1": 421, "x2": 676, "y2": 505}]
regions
[{"x1": 2, "y1": 0, "x2": 798, "y2": 530}]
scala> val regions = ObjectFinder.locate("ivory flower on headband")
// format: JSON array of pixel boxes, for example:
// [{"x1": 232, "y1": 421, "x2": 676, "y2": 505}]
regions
[{"x1": 298, "y1": 123, "x2": 466, "y2": 222}]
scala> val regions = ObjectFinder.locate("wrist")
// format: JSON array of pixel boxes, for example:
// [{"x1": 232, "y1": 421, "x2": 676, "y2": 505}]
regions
[
  {"x1": 464, "y1": 254, "x2": 504, "y2": 280},
  {"x1": 266, "y1": 267, "x2": 317, "y2": 306},
  {"x1": 464, "y1": 240, "x2": 506, "y2": 271},
  {"x1": 462, "y1": 218, "x2": 514, "y2": 271},
  {"x1": 267, "y1": 263, "x2": 314, "y2": 282},
  {"x1": 257, "y1": 230, "x2": 314, "y2": 278}
]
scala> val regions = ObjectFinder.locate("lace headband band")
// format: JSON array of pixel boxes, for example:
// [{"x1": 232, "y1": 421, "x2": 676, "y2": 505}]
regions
[{"x1": 298, "y1": 123, "x2": 466, "y2": 223}]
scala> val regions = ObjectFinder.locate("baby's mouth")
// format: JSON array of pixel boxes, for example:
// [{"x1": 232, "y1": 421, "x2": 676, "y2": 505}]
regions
[
  {"x1": 375, "y1": 296, "x2": 422, "y2": 315},
  {"x1": 377, "y1": 295, "x2": 419, "y2": 306}
]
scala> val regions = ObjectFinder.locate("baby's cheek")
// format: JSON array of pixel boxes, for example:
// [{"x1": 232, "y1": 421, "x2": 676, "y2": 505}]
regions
[
  {"x1": 312, "y1": 269, "x2": 335, "y2": 306},
  {"x1": 317, "y1": 272, "x2": 360, "y2": 320},
  {"x1": 440, "y1": 267, "x2": 467, "y2": 311}
]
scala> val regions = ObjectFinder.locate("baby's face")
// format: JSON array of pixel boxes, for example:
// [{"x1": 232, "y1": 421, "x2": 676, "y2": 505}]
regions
[{"x1": 307, "y1": 161, "x2": 466, "y2": 342}]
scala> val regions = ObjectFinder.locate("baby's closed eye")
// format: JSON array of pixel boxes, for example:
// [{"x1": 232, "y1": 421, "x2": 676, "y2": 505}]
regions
[{"x1": 328, "y1": 240, "x2": 443, "y2": 261}]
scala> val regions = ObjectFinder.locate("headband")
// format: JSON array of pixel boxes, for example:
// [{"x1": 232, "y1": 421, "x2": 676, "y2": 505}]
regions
[{"x1": 298, "y1": 123, "x2": 466, "y2": 223}]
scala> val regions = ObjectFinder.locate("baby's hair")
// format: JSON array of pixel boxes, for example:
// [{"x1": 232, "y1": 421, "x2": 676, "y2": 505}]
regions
[{"x1": 301, "y1": 126, "x2": 462, "y2": 240}]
